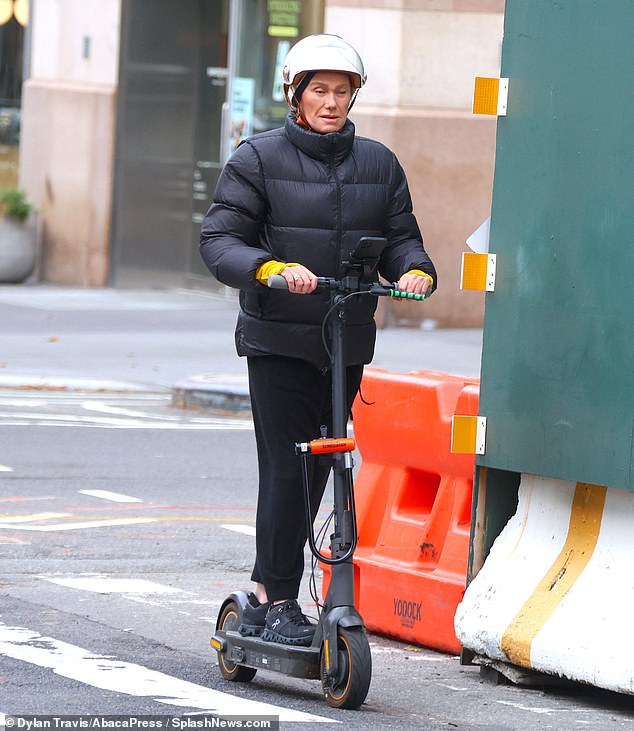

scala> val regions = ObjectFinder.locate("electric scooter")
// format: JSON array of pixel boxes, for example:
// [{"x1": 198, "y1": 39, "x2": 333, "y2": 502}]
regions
[{"x1": 210, "y1": 237, "x2": 426, "y2": 709}]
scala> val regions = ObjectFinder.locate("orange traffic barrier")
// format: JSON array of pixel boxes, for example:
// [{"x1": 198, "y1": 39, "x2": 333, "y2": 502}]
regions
[{"x1": 322, "y1": 369, "x2": 480, "y2": 653}]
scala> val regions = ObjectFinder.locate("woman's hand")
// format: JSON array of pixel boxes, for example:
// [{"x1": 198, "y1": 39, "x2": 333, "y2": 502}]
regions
[
  {"x1": 397, "y1": 273, "x2": 432, "y2": 296},
  {"x1": 281, "y1": 265, "x2": 318, "y2": 294}
]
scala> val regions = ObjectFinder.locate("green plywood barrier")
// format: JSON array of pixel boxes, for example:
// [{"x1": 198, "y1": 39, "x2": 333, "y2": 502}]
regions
[{"x1": 477, "y1": 0, "x2": 634, "y2": 491}]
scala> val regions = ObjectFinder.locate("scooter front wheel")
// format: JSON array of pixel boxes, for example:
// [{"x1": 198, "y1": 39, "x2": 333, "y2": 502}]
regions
[
  {"x1": 320, "y1": 627, "x2": 372, "y2": 709},
  {"x1": 216, "y1": 601, "x2": 257, "y2": 682}
]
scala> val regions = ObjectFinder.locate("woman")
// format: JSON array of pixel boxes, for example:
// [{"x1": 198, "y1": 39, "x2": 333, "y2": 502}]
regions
[{"x1": 200, "y1": 34, "x2": 437, "y2": 646}]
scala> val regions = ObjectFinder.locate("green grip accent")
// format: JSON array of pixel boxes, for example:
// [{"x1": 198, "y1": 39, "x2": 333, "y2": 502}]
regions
[{"x1": 390, "y1": 290, "x2": 425, "y2": 301}]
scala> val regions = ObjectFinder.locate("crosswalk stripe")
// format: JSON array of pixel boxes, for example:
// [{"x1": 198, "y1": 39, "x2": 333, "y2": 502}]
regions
[
  {"x1": 0, "y1": 622, "x2": 335, "y2": 723},
  {"x1": 0, "y1": 517, "x2": 157, "y2": 532},
  {"x1": 40, "y1": 576, "x2": 182, "y2": 594},
  {"x1": 221, "y1": 523, "x2": 256, "y2": 536},
  {"x1": 79, "y1": 490, "x2": 143, "y2": 503}
]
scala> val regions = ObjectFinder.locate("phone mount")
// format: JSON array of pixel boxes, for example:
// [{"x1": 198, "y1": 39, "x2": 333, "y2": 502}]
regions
[{"x1": 339, "y1": 236, "x2": 386, "y2": 287}]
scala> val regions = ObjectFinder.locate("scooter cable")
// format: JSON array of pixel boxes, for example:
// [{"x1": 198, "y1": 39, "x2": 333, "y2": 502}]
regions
[
  {"x1": 309, "y1": 507, "x2": 335, "y2": 618},
  {"x1": 320, "y1": 291, "x2": 372, "y2": 360}
]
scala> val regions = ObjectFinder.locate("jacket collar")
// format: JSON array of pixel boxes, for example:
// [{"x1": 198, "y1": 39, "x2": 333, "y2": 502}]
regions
[{"x1": 284, "y1": 112, "x2": 355, "y2": 164}]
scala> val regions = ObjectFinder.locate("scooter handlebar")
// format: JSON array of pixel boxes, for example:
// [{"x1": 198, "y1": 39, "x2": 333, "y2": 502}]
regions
[
  {"x1": 267, "y1": 273, "x2": 426, "y2": 301},
  {"x1": 267, "y1": 274, "x2": 290, "y2": 289}
]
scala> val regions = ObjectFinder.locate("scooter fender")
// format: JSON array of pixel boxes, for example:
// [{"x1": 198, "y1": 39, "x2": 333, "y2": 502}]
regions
[
  {"x1": 214, "y1": 590, "x2": 250, "y2": 633},
  {"x1": 320, "y1": 606, "x2": 365, "y2": 681}
]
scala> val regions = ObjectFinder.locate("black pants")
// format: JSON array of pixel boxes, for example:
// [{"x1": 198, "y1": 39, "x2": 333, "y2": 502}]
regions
[{"x1": 247, "y1": 355, "x2": 364, "y2": 602}]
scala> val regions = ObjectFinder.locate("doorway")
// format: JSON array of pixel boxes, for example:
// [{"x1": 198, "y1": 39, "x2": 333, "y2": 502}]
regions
[{"x1": 111, "y1": 0, "x2": 230, "y2": 288}]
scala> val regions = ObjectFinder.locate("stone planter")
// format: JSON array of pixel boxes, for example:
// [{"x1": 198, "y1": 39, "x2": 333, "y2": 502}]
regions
[{"x1": 0, "y1": 217, "x2": 36, "y2": 283}]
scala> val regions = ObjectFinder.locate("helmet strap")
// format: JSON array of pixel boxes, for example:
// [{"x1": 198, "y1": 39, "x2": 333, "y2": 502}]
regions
[
  {"x1": 289, "y1": 71, "x2": 316, "y2": 111},
  {"x1": 347, "y1": 87, "x2": 360, "y2": 112}
]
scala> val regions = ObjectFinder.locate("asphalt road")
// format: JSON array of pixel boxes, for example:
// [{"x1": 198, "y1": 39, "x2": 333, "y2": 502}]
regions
[{"x1": 2, "y1": 391, "x2": 634, "y2": 730}]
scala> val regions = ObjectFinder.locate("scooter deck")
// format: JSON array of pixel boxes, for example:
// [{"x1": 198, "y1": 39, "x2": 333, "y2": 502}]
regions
[{"x1": 214, "y1": 629, "x2": 321, "y2": 679}]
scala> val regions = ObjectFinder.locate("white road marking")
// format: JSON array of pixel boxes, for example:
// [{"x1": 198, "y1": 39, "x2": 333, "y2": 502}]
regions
[
  {"x1": 496, "y1": 700, "x2": 573, "y2": 715},
  {"x1": 40, "y1": 576, "x2": 182, "y2": 594},
  {"x1": 79, "y1": 489, "x2": 143, "y2": 503},
  {"x1": 0, "y1": 411, "x2": 252, "y2": 430},
  {"x1": 0, "y1": 393, "x2": 252, "y2": 429},
  {"x1": 0, "y1": 464, "x2": 14, "y2": 472},
  {"x1": 0, "y1": 398, "x2": 56, "y2": 407},
  {"x1": 82, "y1": 401, "x2": 186, "y2": 420},
  {"x1": 220, "y1": 523, "x2": 256, "y2": 536},
  {"x1": 0, "y1": 622, "x2": 335, "y2": 722},
  {"x1": 0, "y1": 512, "x2": 71, "y2": 523},
  {"x1": 0, "y1": 517, "x2": 157, "y2": 532},
  {"x1": 368, "y1": 643, "x2": 453, "y2": 661},
  {"x1": 0, "y1": 391, "x2": 168, "y2": 403}
]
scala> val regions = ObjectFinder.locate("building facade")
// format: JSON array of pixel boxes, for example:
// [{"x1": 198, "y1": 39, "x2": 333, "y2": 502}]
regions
[{"x1": 19, "y1": 0, "x2": 503, "y2": 326}]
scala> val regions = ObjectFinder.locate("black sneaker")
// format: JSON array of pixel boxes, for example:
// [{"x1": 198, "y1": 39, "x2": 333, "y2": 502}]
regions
[
  {"x1": 261, "y1": 600, "x2": 316, "y2": 646},
  {"x1": 238, "y1": 593, "x2": 270, "y2": 636}
]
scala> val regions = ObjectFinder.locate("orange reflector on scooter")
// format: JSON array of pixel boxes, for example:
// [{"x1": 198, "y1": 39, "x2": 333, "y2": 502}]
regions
[{"x1": 296, "y1": 438, "x2": 355, "y2": 454}]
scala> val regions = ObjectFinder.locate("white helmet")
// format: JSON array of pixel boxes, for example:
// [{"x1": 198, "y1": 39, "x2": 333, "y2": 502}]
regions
[
  {"x1": 282, "y1": 34, "x2": 366, "y2": 89},
  {"x1": 282, "y1": 34, "x2": 366, "y2": 114}
]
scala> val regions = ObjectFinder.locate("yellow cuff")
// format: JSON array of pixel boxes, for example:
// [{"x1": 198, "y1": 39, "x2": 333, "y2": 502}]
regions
[
  {"x1": 405, "y1": 269, "x2": 434, "y2": 288},
  {"x1": 255, "y1": 261, "x2": 300, "y2": 285}
]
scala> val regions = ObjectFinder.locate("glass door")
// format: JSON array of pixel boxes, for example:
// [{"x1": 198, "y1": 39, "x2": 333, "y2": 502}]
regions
[
  {"x1": 187, "y1": 1, "x2": 231, "y2": 281},
  {"x1": 112, "y1": 0, "x2": 230, "y2": 288}
]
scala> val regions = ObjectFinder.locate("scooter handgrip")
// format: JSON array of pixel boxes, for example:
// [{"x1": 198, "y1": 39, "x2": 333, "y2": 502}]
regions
[{"x1": 267, "y1": 274, "x2": 289, "y2": 289}]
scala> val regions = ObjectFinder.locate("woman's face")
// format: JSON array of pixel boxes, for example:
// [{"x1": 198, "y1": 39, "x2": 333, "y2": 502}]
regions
[{"x1": 299, "y1": 71, "x2": 353, "y2": 133}]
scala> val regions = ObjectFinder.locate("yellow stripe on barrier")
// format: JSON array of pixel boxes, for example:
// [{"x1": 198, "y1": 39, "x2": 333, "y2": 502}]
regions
[{"x1": 500, "y1": 482, "x2": 607, "y2": 668}]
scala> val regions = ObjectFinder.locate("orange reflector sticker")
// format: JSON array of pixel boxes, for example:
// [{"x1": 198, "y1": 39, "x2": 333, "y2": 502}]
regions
[
  {"x1": 473, "y1": 77, "x2": 509, "y2": 116},
  {"x1": 451, "y1": 415, "x2": 486, "y2": 455},
  {"x1": 461, "y1": 252, "x2": 497, "y2": 291}
]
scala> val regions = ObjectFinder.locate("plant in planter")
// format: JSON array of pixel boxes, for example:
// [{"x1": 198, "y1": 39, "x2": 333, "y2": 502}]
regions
[{"x1": 0, "y1": 187, "x2": 37, "y2": 283}]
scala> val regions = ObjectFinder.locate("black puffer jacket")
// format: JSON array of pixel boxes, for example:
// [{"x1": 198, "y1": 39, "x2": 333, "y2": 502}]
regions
[{"x1": 200, "y1": 113, "x2": 437, "y2": 370}]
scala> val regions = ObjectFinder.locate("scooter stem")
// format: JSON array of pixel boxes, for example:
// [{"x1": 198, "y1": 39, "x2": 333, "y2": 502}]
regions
[{"x1": 327, "y1": 293, "x2": 357, "y2": 607}]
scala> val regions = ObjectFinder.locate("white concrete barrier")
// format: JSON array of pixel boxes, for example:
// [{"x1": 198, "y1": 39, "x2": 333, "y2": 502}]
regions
[{"x1": 455, "y1": 473, "x2": 634, "y2": 694}]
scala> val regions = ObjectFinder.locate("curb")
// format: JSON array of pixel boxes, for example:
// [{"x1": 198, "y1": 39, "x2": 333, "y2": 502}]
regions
[
  {"x1": 0, "y1": 373, "x2": 252, "y2": 413},
  {"x1": 171, "y1": 373, "x2": 251, "y2": 413}
]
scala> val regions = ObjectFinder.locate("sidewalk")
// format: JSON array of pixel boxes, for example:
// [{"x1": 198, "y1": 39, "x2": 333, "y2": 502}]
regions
[{"x1": 0, "y1": 284, "x2": 482, "y2": 408}]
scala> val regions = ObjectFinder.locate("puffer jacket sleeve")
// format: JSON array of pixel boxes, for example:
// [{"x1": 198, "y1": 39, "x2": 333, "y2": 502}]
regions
[
  {"x1": 379, "y1": 155, "x2": 438, "y2": 292},
  {"x1": 199, "y1": 141, "x2": 271, "y2": 291}
]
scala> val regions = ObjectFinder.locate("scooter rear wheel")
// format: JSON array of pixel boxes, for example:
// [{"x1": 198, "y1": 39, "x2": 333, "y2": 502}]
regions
[
  {"x1": 321, "y1": 627, "x2": 371, "y2": 709},
  {"x1": 216, "y1": 601, "x2": 257, "y2": 682}
]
